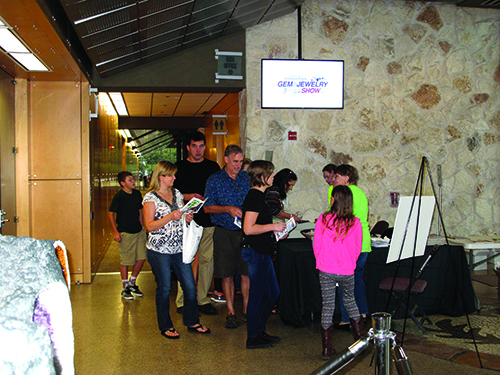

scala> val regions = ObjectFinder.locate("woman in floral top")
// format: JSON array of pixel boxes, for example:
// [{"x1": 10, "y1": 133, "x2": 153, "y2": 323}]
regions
[{"x1": 143, "y1": 161, "x2": 210, "y2": 339}]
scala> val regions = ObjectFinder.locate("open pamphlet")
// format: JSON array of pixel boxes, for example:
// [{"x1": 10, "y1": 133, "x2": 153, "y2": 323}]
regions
[
  {"x1": 234, "y1": 216, "x2": 242, "y2": 229},
  {"x1": 181, "y1": 196, "x2": 208, "y2": 214},
  {"x1": 275, "y1": 217, "x2": 297, "y2": 241}
]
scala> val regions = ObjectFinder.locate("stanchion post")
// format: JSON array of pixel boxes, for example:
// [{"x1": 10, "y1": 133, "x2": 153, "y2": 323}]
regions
[
  {"x1": 369, "y1": 312, "x2": 395, "y2": 375},
  {"x1": 310, "y1": 312, "x2": 412, "y2": 375}
]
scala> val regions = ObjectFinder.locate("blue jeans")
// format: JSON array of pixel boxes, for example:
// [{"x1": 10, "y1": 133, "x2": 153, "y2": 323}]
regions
[
  {"x1": 339, "y1": 252, "x2": 369, "y2": 323},
  {"x1": 147, "y1": 250, "x2": 199, "y2": 331},
  {"x1": 241, "y1": 247, "x2": 279, "y2": 338}
]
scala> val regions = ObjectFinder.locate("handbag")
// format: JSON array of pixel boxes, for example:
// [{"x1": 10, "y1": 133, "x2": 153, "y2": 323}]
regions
[{"x1": 182, "y1": 215, "x2": 203, "y2": 264}]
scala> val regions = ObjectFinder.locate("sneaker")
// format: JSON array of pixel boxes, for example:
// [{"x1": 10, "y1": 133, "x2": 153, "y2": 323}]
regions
[
  {"x1": 211, "y1": 292, "x2": 226, "y2": 303},
  {"x1": 224, "y1": 314, "x2": 238, "y2": 329},
  {"x1": 259, "y1": 332, "x2": 281, "y2": 344},
  {"x1": 246, "y1": 336, "x2": 274, "y2": 349},
  {"x1": 242, "y1": 313, "x2": 247, "y2": 322},
  {"x1": 198, "y1": 303, "x2": 217, "y2": 315},
  {"x1": 121, "y1": 288, "x2": 134, "y2": 300},
  {"x1": 128, "y1": 285, "x2": 143, "y2": 297}
]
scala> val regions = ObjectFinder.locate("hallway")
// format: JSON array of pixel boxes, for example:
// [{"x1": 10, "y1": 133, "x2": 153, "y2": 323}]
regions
[{"x1": 70, "y1": 243, "x2": 500, "y2": 374}]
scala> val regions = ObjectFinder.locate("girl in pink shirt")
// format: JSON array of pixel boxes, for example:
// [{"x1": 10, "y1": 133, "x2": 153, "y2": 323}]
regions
[{"x1": 313, "y1": 185, "x2": 364, "y2": 359}]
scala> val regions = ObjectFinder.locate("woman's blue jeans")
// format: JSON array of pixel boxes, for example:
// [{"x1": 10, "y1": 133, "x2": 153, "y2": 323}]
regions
[
  {"x1": 241, "y1": 247, "x2": 279, "y2": 338},
  {"x1": 339, "y1": 252, "x2": 369, "y2": 323},
  {"x1": 147, "y1": 250, "x2": 199, "y2": 331}
]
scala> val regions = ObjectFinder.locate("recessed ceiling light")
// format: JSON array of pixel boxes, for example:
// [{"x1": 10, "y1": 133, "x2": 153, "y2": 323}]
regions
[{"x1": 0, "y1": 19, "x2": 49, "y2": 71}]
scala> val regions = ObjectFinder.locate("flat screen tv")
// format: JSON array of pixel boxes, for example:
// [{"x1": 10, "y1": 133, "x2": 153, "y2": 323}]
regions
[{"x1": 261, "y1": 59, "x2": 344, "y2": 109}]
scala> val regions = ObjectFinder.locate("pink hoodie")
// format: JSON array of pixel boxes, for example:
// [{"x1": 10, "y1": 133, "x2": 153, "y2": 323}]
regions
[{"x1": 313, "y1": 214, "x2": 362, "y2": 275}]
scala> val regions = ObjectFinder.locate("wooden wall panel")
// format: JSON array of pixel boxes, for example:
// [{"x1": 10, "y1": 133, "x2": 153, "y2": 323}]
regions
[
  {"x1": 80, "y1": 81, "x2": 91, "y2": 283},
  {"x1": 89, "y1": 99, "x2": 124, "y2": 276},
  {"x1": 15, "y1": 79, "x2": 30, "y2": 236},
  {"x1": 30, "y1": 180, "x2": 83, "y2": 281},
  {"x1": 30, "y1": 81, "x2": 82, "y2": 180}
]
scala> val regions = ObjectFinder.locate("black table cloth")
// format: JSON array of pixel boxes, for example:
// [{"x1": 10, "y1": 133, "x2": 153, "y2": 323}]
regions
[
  {"x1": 365, "y1": 244, "x2": 476, "y2": 318},
  {"x1": 278, "y1": 238, "x2": 322, "y2": 327},
  {"x1": 277, "y1": 238, "x2": 476, "y2": 327}
]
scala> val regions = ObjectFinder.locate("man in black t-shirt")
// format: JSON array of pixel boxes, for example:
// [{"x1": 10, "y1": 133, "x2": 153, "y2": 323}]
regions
[{"x1": 174, "y1": 131, "x2": 221, "y2": 315}]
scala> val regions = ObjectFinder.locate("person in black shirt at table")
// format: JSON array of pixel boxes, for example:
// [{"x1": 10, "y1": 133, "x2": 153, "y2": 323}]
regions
[{"x1": 242, "y1": 160, "x2": 286, "y2": 349}]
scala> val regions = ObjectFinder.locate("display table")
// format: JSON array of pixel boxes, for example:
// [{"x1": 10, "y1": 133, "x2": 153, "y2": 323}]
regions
[
  {"x1": 277, "y1": 238, "x2": 476, "y2": 327},
  {"x1": 365, "y1": 245, "x2": 476, "y2": 317},
  {"x1": 448, "y1": 236, "x2": 500, "y2": 310},
  {"x1": 278, "y1": 238, "x2": 322, "y2": 327}
]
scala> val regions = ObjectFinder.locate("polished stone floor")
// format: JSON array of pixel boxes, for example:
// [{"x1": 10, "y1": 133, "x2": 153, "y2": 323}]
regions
[{"x1": 70, "y1": 245, "x2": 500, "y2": 374}]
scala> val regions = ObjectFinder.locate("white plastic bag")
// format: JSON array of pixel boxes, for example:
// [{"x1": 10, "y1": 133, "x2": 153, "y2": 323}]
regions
[{"x1": 182, "y1": 215, "x2": 203, "y2": 264}]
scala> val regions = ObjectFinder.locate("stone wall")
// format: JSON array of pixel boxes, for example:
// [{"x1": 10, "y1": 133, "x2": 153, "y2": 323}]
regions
[{"x1": 243, "y1": 0, "x2": 500, "y2": 236}]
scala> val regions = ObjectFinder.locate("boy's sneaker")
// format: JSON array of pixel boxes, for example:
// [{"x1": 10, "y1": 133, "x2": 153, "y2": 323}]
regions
[
  {"x1": 211, "y1": 291, "x2": 226, "y2": 303},
  {"x1": 121, "y1": 287, "x2": 134, "y2": 300},
  {"x1": 128, "y1": 285, "x2": 143, "y2": 297}
]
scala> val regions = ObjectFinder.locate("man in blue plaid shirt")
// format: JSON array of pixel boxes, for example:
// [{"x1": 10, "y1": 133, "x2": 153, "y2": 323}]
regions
[{"x1": 204, "y1": 145, "x2": 251, "y2": 329}]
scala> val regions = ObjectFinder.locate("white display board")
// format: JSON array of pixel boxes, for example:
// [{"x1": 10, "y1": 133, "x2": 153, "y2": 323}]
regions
[{"x1": 387, "y1": 196, "x2": 436, "y2": 263}]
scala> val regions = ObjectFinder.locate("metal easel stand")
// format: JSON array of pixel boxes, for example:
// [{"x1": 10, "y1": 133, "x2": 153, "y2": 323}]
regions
[{"x1": 310, "y1": 313, "x2": 412, "y2": 375}]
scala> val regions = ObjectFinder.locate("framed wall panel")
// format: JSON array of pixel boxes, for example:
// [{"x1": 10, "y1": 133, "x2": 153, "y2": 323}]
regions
[
  {"x1": 30, "y1": 81, "x2": 82, "y2": 180},
  {"x1": 30, "y1": 179, "x2": 83, "y2": 282}
]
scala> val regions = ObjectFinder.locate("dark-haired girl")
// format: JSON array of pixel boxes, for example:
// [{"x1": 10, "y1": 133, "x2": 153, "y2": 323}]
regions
[
  {"x1": 313, "y1": 185, "x2": 363, "y2": 359},
  {"x1": 265, "y1": 168, "x2": 300, "y2": 222}
]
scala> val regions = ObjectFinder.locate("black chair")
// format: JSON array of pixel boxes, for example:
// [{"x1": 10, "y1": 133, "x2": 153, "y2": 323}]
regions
[
  {"x1": 370, "y1": 220, "x2": 389, "y2": 236},
  {"x1": 379, "y1": 277, "x2": 433, "y2": 334}
]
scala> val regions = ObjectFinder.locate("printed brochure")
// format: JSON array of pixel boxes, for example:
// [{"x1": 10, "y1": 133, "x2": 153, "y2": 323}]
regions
[
  {"x1": 234, "y1": 216, "x2": 242, "y2": 229},
  {"x1": 275, "y1": 217, "x2": 297, "y2": 241},
  {"x1": 181, "y1": 196, "x2": 208, "y2": 214}
]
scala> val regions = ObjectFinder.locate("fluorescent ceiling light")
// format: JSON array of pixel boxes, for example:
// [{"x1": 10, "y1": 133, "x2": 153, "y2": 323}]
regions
[
  {"x1": 109, "y1": 92, "x2": 128, "y2": 116},
  {"x1": 118, "y1": 129, "x2": 127, "y2": 139},
  {"x1": 129, "y1": 141, "x2": 136, "y2": 147},
  {"x1": 0, "y1": 20, "x2": 49, "y2": 72},
  {"x1": 0, "y1": 29, "x2": 29, "y2": 52},
  {"x1": 124, "y1": 129, "x2": 132, "y2": 138},
  {"x1": 10, "y1": 53, "x2": 49, "y2": 71}
]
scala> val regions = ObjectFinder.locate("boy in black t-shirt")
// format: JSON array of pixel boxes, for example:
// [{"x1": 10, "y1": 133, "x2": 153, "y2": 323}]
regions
[{"x1": 108, "y1": 171, "x2": 147, "y2": 300}]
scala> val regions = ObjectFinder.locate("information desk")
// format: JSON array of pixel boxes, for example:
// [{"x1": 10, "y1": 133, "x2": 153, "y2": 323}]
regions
[{"x1": 277, "y1": 238, "x2": 476, "y2": 327}]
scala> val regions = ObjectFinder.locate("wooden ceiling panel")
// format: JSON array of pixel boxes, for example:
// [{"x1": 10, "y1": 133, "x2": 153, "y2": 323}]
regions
[
  {"x1": 196, "y1": 93, "x2": 227, "y2": 116},
  {"x1": 151, "y1": 92, "x2": 182, "y2": 116},
  {"x1": 123, "y1": 92, "x2": 152, "y2": 116},
  {"x1": 106, "y1": 91, "x2": 231, "y2": 117},
  {"x1": 175, "y1": 93, "x2": 211, "y2": 117}
]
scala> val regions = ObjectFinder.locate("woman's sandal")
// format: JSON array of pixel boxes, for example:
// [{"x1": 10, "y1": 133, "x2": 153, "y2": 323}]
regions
[
  {"x1": 161, "y1": 328, "x2": 180, "y2": 339},
  {"x1": 187, "y1": 324, "x2": 211, "y2": 334}
]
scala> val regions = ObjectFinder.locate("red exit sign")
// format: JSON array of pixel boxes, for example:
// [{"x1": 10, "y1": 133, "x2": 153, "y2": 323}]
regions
[{"x1": 288, "y1": 131, "x2": 297, "y2": 141}]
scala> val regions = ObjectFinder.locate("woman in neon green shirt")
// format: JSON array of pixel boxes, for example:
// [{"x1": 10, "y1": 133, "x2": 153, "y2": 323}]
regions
[{"x1": 331, "y1": 164, "x2": 370, "y2": 330}]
